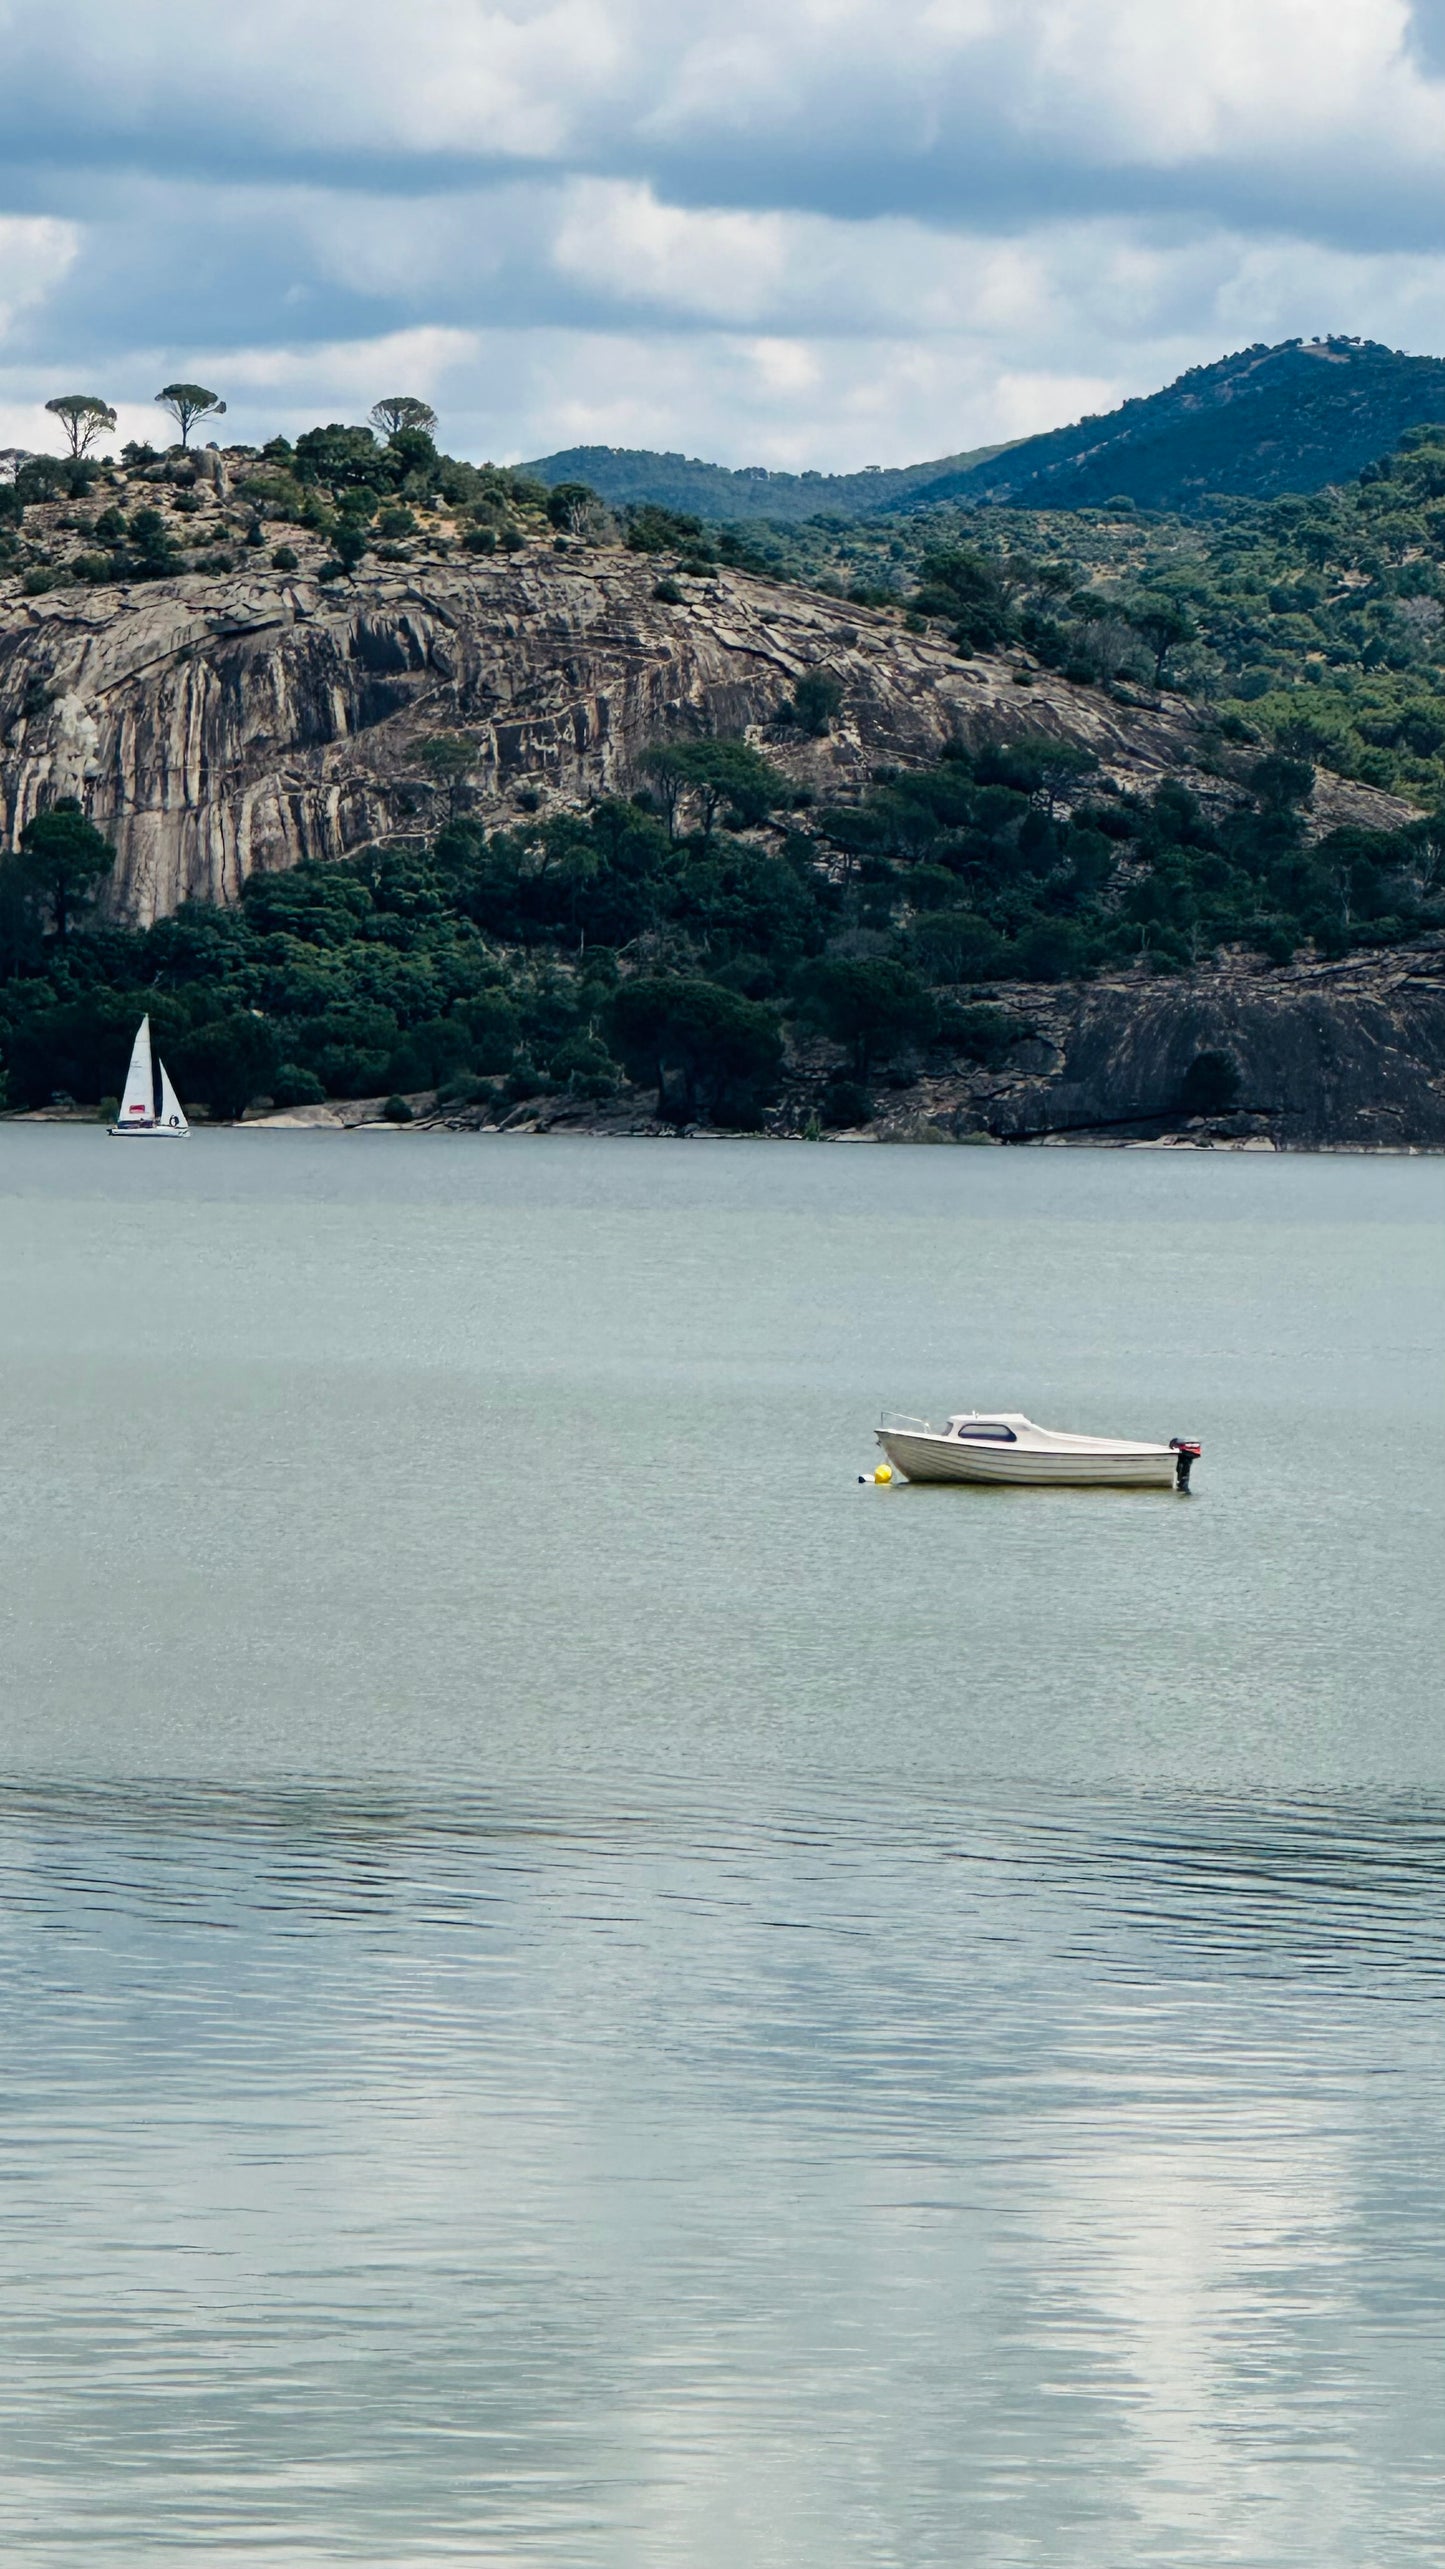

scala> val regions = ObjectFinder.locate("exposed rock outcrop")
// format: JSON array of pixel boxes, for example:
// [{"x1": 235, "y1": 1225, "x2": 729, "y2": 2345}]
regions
[
  {"x1": 851, "y1": 944, "x2": 1445, "y2": 1150},
  {"x1": 0, "y1": 551, "x2": 1414, "y2": 927}
]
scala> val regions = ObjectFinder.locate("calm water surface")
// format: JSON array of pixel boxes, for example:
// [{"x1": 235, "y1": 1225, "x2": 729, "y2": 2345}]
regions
[{"x1": 0, "y1": 1130, "x2": 1440, "y2": 2565}]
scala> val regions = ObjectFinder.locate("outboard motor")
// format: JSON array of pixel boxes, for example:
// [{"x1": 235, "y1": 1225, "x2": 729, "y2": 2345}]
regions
[{"x1": 1169, "y1": 1438, "x2": 1202, "y2": 1490}]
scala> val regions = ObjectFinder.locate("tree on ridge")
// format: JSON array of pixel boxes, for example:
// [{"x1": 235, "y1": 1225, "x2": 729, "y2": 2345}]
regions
[
  {"x1": 155, "y1": 383, "x2": 227, "y2": 447},
  {"x1": 44, "y1": 395, "x2": 117, "y2": 458},
  {"x1": 370, "y1": 397, "x2": 438, "y2": 442}
]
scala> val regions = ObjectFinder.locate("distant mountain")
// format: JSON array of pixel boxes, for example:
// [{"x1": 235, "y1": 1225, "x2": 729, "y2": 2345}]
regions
[
  {"x1": 901, "y1": 338, "x2": 1445, "y2": 514},
  {"x1": 522, "y1": 440, "x2": 1014, "y2": 525},
  {"x1": 530, "y1": 341, "x2": 1445, "y2": 528}
]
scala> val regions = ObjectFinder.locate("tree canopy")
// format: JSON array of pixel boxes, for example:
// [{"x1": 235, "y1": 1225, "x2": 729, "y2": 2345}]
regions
[
  {"x1": 7, "y1": 801, "x2": 115, "y2": 940},
  {"x1": 155, "y1": 383, "x2": 226, "y2": 446},
  {"x1": 369, "y1": 397, "x2": 438, "y2": 442},
  {"x1": 44, "y1": 396, "x2": 117, "y2": 458}
]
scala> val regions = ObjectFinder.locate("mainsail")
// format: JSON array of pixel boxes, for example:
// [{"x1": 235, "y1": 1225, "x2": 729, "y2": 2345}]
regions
[
  {"x1": 109, "y1": 1016, "x2": 190, "y2": 1134},
  {"x1": 116, "y1": 1015, "x2": 156, "y2": 1127},
  {"x1": 155, "y1": 1058, "x2": 189, "y2": 1133}
]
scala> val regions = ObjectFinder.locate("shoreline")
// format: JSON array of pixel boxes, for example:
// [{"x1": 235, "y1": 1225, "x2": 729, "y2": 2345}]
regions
[{"x1": 8, "y1": 1104, "x2": 1442, "y2": 1153}]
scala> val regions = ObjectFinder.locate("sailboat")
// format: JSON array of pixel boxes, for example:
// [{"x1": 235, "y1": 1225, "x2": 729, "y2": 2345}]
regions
[{"x1": 108, "y1": 1016, "x2": 189, "y2": 1136}]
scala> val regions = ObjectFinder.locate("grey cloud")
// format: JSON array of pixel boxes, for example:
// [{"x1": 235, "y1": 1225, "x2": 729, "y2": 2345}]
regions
[
  {"x1": 0, "y1": 0, "x2": 1443, "y2": 254},
  {"x1": 3, "y1": 0, "x2": 1445, "y2": 467}
]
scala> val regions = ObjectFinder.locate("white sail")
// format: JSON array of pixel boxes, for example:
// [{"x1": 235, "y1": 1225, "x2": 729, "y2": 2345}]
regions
[
  {"x1": 155, "y1": 1058, "x2": 189, "y2": 1134},
  {"x1": 115, "y1": 1015, "x2": 156, "y2": 1128}
]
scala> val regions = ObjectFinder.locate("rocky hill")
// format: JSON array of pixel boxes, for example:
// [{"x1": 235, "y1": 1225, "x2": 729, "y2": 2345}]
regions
[
  {"x1": 0, "y1": 540, "x2": 1409, "y2": 928},
  {"x1": 2, "y1": 447, "x2": 1442, "y2": 1148}
]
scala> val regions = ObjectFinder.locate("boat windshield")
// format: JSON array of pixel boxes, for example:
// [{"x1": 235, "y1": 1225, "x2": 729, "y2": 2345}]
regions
[{"x1": 954, "y1": 1422, "x2": 1016, "y2": 1441}]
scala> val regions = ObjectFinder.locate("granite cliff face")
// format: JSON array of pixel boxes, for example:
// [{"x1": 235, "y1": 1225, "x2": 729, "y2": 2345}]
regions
[
  {"x1": 3, "y1": 543, "x2": 1441, "y2": 1147},
  {"x1": 860, "y1": 945, "x2": 1445, "y2": 1151},
  {"x1": 0, "y1": 550, "x2": 1410, "y2": 928}
]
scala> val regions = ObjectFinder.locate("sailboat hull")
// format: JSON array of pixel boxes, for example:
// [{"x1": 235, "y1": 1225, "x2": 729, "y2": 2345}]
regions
[{"x1": 107, "y1": 1122, "x2": 189, "y2": 1137}]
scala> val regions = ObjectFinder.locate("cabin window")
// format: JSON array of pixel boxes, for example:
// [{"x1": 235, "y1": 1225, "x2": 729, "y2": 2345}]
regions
[{"x1": 957, "y1": 1422, "x2": 1016, "y2": 1441}]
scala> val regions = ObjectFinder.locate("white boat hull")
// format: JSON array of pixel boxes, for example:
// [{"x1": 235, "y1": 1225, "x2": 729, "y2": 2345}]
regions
[
  {"x1": 877, "y1": 1428, "x2": 1180, "y2": 1489},
  {"x1": 107, "y1": 1123, "x2": 189, "y2": 1137}
]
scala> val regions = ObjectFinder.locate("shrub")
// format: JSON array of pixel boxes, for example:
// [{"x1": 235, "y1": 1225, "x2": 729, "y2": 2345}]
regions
[
  {"x1": 550, "y1": 1031, "x2": 621, "y2": 1098},
  {"x1": 382, "y1": 1094, "x2": 414, "y2": 1122},
  {"x1": 910, "y1": 910, "x2": 1009, "y2": 985},
  {"x1": 791, "y1": 672, "x2": 845, "y2": 735},
  {"x1": 797, "y1": 956, "x2": 936, "y2": 1073},
  {"x1": 819, "y1": 1076, "x2": 873, "y2": 1127},
  {"x1": 170, "y1": 1014, "x2": 283, "y2": 1122},
  {"x1": 937, "y1": 1003, "x2": 1017, "y2": 1066},
  {"x1": 272, "y1": 544, "x2": 299, "y2": 571},
  {"x1": 271, "y1": 1063, "x2": 326, "y2": 1107},
  {"x1": 1009, "y1": 920, "x2": 1088, "y2": 982}
]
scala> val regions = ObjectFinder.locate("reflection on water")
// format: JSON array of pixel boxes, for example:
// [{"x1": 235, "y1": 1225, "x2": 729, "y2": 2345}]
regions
[
  {"x1": 1, "y1": 1134, "x2": 1442, "y2": 2564},
  {"x1": 3, "y1": 1774, "x2": 1444, "y2": 2568}
]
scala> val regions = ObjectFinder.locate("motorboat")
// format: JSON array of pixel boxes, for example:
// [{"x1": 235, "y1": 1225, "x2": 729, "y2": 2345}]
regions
[{"x1": 876, "y1": 1412, "x2": 1201, "y2": 1489}]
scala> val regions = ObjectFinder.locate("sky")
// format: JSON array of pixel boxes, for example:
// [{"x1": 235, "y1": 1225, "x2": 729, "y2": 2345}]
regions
[{"x1": 4, "y1": 0, "x2": 1445, "y2": 471}]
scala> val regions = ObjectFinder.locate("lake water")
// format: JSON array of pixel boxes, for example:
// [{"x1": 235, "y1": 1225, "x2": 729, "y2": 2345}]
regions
[{"x1": 0, "y1": 1129, "x2": 1441, "y2": 2566}]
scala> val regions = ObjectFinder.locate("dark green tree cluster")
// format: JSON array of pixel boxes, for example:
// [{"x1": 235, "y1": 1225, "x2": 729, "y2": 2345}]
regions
[
  {"x1": 5, "y1": 719, "x2": 1437, "y2": 1125},
  {"x1": 810, "y1": 734, "x2": 1442, "y2": 975},
  {"x1": 0, "y1": 766, "x2": 823, "y2": 1124}
]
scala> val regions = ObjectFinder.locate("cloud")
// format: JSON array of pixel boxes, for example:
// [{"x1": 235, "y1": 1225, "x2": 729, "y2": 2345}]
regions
[
  {"x1": 1, "y1": 0, "x2": 1444, "y2": 466},
  {"x1": 0, "y1": 216, "x2": 79, "y2": 341}
]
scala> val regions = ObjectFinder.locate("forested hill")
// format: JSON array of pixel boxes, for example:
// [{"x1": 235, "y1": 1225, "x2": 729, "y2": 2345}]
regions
[
  {"x1": 532, "y1": 342, "x2": 1445, "y2": 526},
  {"x1": 3, "y1": 404, "x2": 1445, "y2": 1143},
  {"x1": 894, "y1": 341, "x2": 1445, "y2": 514},
  {"x1": 522, "y1": 441, "x2": 1013, "y2": 524}
]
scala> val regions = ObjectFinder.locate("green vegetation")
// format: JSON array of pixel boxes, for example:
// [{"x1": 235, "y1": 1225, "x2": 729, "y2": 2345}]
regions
[
  {"x1": 6, "y1": 359, "x2": 1445, "y2": 1134},
  {"x1": 369, "y1": 397, "x2": 438, "y2": 442},
  {"x1": 3, "y1": 729, "x2": 1440, "y2": 1124},
  {"x1": 917, "y1": 338, "x2": 1445, "y2": 514},
  {"x1": 43, "y1": 396, "x2": 118, "y2": 459},
  {"x1": 857, "y1": 421, "x2": 1445, "y2": 807},
  {"x1": 0, "y1": 405, "x2": 559, "y2": 596},
  {"x1": 524, "y1": 440, "x2": 1017, "y2": 526},
  {"x1": 528, "y1": 342, "x2": 1445, "y2": 524},
  {"x1": 155, "y1": 383, "x2": 227, "y2": 447}
]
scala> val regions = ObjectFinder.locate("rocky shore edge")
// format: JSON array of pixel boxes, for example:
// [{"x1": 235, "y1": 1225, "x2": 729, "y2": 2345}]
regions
[{"x1": 14, "y1": 938, "x2": 1445, "y2": 1153}]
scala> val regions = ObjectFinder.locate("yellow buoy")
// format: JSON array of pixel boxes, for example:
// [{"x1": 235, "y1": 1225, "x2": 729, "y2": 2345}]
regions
[{"x1": 874, "y1": 1463, "x2": 893, "y2": 1484}]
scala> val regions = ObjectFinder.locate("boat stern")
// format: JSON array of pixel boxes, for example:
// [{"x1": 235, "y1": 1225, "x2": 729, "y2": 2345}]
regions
[{"x1": 1169, "y1": 1438, "x2": 1202, "y2": 1489}]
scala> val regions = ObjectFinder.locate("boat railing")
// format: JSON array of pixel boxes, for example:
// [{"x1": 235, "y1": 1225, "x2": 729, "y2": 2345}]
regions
[{"x1": 880, "y1": 1412, "x2": 935, "y2": 1436}]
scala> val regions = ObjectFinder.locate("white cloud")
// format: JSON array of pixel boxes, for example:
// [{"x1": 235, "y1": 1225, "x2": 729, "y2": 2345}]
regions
[
  {"x1": 0, "y1": 217, "x2": 79, "y2": 342},
  {"x1": 2, "y1": 0, "x2": 1445, "y2": 466}
]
